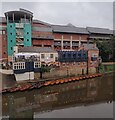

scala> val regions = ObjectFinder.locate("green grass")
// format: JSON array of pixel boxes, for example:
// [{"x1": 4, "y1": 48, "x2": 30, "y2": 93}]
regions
[{"x1": 99, "y1": 64, "x2": 115, "y2": 73}]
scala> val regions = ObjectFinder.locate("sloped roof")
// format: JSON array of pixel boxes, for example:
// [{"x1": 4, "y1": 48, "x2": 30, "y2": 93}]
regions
[
  {"x1": 87, "y1": 27, "x2": 113, "y2": 35},
  {"x1": 51, "y1": 25, "x2": 89, "y2": 34},
  {"x1": 19, "y1": 47, "x2": 57, "y2": 53},
  {"x1": 33, "y1": 19, "x2": 51, "y2": 26}
]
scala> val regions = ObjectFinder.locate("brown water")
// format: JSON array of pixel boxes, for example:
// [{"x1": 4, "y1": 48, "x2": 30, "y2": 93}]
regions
[{"x1": 2, "y1": 73, "x2": 114, "y2": 119}]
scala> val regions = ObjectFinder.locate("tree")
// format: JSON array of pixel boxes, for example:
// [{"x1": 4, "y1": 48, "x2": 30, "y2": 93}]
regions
[{"x1": 94, "y1": 36, "x2": 115, "y2": 62}]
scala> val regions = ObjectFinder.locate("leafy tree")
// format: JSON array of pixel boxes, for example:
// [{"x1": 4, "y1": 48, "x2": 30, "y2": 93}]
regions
[{"x1": 94, "y1": 35, "x2": 115, "y2": 62}]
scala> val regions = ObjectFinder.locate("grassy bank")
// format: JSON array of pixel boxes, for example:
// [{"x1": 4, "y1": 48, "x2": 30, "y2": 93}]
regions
[{"x1": 99, "y1": 62, "x2": 115, "y2": 73}]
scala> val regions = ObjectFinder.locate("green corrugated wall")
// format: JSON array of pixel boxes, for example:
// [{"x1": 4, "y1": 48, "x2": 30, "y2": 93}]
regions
[
  {"x1": 23, "y1": 23, "x2": 32, "y2": 46},
  {"x1": 7, "y1": 23, "x2": 16, "y2": 56}
]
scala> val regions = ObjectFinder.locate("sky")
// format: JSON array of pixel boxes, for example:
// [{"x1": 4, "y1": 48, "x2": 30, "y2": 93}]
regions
[{"x1": 0, "y1": 2, "x2": 113, "y2": 29}]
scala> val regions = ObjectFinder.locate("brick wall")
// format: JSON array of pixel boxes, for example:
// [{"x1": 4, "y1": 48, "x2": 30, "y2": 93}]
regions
[
  {"x1": 0, "y1": 31, "x2": 8, "y2": 62},
  {"x1": 35, "y1": 65, "x2": 97, "y2": 80},
  {"x1": 81, "y1": 35, "x2": 88, "y2": 40},
  {"x1": 32, "y1": 39, "x2": 54, "y2": 46},
  {"x1": 53, "y1": 33, "x2": 62, "y2": 39}
]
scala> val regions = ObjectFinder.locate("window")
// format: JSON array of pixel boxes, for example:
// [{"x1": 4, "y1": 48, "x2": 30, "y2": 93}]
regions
[
  {"x1": 11, "y1": 40, "x2": 12, "y2": 42},
  {"x1": 34, "y1": 62, "x2": 40, "y2": 68},
  {"x1": 73, "y1": 54, "x2": 76, "y2": 59},
  {"x1": 68, "y1": 54, "x2": 71, "y2": 58},
  {"x1": 10, "y1": 25, "x2": 12, "y2": 28},
  {"x1": 78, "y1": 62, "x2": 80, "y2": 65},
  {"x1": 27, "y1": 39, "x2": 29, "y2": 41},
  {"x1": 4, "y1": 52, "x2": 6, "y2": 54},
  {"x1": 27, "y1": 32, "x2": 29, "y2": 34},
  {"x1": 41, "y1": 54, "x2": 45, "y2": 58},
  {"x1": 13, "y1": 62, "x2": 25, "y2": 70},
  {"x1": 63, "y1": 54, "x2": 66, "y2": 58},
  {"x1": 10, "y1": 33, "x2": 12, "y2": 35},
  {"x1": 50, "y1": 54, "x2": 53, "y2": 58},
  {"x1": 11, "y1": 47, "x2": 13, "y2": 50},
  {"x1": 2, "y1": 31, "x2": 5, "y2": 34}
]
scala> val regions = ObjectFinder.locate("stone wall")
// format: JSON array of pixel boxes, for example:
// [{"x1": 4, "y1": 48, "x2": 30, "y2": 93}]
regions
[{"x1": 35, "y1": 65, "x2": 97, "y2": 80}]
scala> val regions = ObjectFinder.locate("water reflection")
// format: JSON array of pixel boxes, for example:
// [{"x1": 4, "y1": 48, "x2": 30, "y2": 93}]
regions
[{"x1": 2, "y1": 73, "x2": 113, "y2": 119}]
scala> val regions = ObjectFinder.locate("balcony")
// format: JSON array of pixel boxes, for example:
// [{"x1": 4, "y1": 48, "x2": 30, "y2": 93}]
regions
[
  {"x1": 63, "y1": 42, "x2": 70, "y2": 46},
  {"x1": 15, "y1": 23, "x2": 24, "y2": 28},
  {"x1": 54, "y1": 42, "x2": 61, "y2": 46}
]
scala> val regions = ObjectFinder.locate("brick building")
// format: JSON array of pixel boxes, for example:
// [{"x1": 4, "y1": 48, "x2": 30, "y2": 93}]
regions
[
  {"x1": 32, "y1": 20, "x2": 54, "y2": 48},
  {"x1": 0, "y1": 8, "x2": 113, "y2": 64},
  {"x1": 52, "y1": 24, "x2": 89, "y2": 51},
  {"x1": 0, "y1": 17, "x2": 7, "y2": 63}
]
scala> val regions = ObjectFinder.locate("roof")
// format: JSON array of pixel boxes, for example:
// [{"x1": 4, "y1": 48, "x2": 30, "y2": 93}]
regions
[
  {"x1": 19, "y1": 47, "x2": 57, "y2": 53},
  {"x1": 0, "y1": 17, "x2": 6, "y2": 23},
  {"x1": 83, "y1": 44, "x2": 99, "y2": 50},
  {"x1": 14, "y1": 52, "x2": 39, "y2": 57},
  {"x1": 33, "y1": 19, "x2": 51, "y2": 26},
  {"x1": 87, "y1": 27, "x2": 113, "y2": 35},
  {"x1": 4, "y1": 8, "x2": 33, "y2": 20},
  {"x1": 51, "y1": 25, "x2": 89, "y2": 34}
]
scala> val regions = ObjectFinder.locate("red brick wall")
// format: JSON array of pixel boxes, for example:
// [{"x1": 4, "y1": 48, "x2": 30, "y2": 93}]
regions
[
  {"x1": 63, "y1": 34, "x2": 71, "y2": 39},
  {"x1": 0, "y1": 31, "x2": 8, "y2": 62},
  {"x1": 32, "y1": 31, "x2": 53, "y2": 37},
  {"x1": 72, "y1": 34, "x2": 79, "y2": 40},
  {"x1": 53, "y1": 33, "x2": 62, "y2": 39},
  {"x1": 81, "y1": 35, "x2": 88, "y2": 40},
  {"x1": 32, "y1": 39, "x2": 54, "y2": 46},
  {"x1": 88, "y1": 50, "x2": 99, "y2": 67},
  {"x1": 53, "y1": 33, "x2": 88, "y2": 40}
]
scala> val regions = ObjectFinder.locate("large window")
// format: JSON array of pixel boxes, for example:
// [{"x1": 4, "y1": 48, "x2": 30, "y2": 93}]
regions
[
  {"x1": 13, "y1": 62, "x2": 25, "y2": 70},
  {"x1": 41, "y1": 54, "x2": 45, "y2": 58}
]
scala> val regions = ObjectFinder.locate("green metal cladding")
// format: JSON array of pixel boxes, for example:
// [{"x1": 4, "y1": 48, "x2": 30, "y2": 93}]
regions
[
  {"x1": 7, "y1": 23, "x2": 16, "y2": 56},
  {"x1": 23, "y1": 23, "x2": 32, "y2": 46},
  {"x1": 7, "y1": 23, "x2": 32, "y2": 56}
]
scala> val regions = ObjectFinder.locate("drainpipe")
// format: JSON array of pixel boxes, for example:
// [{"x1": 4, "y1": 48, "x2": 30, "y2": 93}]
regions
[{"x1": 86, "y1": 50, "x2": 89, "y2": 75}]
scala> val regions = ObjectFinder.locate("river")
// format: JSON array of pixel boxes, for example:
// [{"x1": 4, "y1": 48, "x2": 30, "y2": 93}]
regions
[{"x1": 1, "y1": 72, "x2": 114, "y2": 119}]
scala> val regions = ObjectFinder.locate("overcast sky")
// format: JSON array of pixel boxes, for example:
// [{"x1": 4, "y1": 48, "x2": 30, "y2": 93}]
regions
[{"x1": 0, "y1": 2, "x2": 113, "y2": 29}]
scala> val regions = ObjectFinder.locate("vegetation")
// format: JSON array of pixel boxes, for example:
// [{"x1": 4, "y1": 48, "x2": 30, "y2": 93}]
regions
[
  {"x1": 99, "y1": 64, "x2": 115, "y2": 73},
  {"x1": 95, "y1": 35, "x2": 115, "y2": 62}
]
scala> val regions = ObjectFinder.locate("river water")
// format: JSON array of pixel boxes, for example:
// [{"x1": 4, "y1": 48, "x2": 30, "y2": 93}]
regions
[{"x1": 2, "y1": 73, "x2": 114, "y2": 119}]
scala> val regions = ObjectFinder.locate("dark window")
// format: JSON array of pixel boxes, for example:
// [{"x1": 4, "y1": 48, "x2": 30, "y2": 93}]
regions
[
  {"x1": 27, "y1": 32, "x2": 29, "y2": 34},
  {"x1": 73, "y1": 54, "x2": 76, "y2": 59},
  {"x1": 63, "y1": 54, "x2": 66, "y2": 58},
  {"x1": 41, "y1": 54, "x2": 45, "y2": 58},
  {"x1": 50, "y1": 54, "x2": 53, "y2": 58},
  {"x1": 11, "y1": 47, "x2": 13, "y2": 50},
  {"x1": 27, "y1": 39, "x2": 29, "y2": 41},
  {"x1": 68, "y1": 53, "x2": 71, "y2": 58},
  {"x1": 4, "y1": 52, "x2": 6, "y2": 54},
  {"x1": 10, "y1": 33, "x2": 12, "y2": 35},
  {"x1": 78, "y1": 53, "x2": 81, "y2": 58},
  {"x1": 11, "y1": 40, "x2": 12, "y2": 42},
  {"x1": 10, "y1": 25, "x2": 12, "y2": 28}
]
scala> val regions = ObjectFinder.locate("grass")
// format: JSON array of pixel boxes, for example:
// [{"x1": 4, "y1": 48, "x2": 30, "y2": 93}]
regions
[{"x1": 99, "y1": 64, "x2": 115, "y2": 73}]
